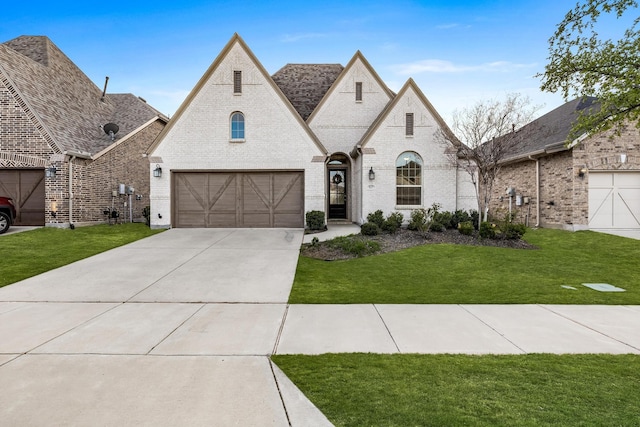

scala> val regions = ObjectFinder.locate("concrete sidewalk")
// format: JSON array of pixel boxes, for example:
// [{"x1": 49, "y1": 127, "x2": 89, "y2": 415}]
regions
[{"x1": 1, "y1": 227, "x2": 639, "y2": 426}]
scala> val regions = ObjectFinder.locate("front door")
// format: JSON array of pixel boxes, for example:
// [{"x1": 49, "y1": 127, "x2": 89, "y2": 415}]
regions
[{"x1": 328, "y1": 169, "x2": 347, "y2": 219}]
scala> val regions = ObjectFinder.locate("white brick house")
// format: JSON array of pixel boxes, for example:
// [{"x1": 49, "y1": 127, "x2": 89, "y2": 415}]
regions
[{"x1": 148, "y1": 34, "x2": 476, "y2": 228}]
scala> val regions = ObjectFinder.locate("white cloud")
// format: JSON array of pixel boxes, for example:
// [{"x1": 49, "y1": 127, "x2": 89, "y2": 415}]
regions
[
  {"x1": 435, "y1": 23, "x2": 460, "y2": 29},
  {"x1": 391, "y1": 59, "x2": 537, "y2": 75}
]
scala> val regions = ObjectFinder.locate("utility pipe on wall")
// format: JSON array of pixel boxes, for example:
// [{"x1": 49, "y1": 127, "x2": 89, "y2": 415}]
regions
[{"x1": 529, "y1": 155, "x2": 540, "y2": 227}]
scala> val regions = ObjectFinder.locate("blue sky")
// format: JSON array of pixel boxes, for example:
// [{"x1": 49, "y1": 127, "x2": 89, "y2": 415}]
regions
[{"x1": 2, "y1": 0, "x2": 633, "y2": 124}]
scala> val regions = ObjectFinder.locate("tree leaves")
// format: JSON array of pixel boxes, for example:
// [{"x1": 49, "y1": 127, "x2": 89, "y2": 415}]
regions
[{"x1": 540, "y1": 0, "x2": 640, "y2": 141}]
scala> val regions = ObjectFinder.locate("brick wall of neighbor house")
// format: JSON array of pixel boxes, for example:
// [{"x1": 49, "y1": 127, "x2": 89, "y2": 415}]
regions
[
  {"x1": 571, "y1": 124, "x2": 640, "y2": 227},
  {"x1": 490, "y1": 160, "x2": 538, "y2": 226},
  {"x1": 69, "y1": 120, "x2": 164, "y2": 224},
  {"x1": 149, "y1": 41, "x2": 326, "y2": 228},
  {"x1": 1, "y1": 77, "x2": 61, "y2": 224}
]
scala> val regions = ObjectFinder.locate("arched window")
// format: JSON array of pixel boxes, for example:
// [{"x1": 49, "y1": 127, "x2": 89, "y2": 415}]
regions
[
  {"x1": 230, "y1": 112, "x2": 245, "y2": 140},
  {"x1": 396, "y1": 151, "x2": 422, "y2": 205}
]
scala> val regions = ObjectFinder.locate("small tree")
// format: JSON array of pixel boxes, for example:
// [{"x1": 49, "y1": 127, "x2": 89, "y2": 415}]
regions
[
  {"x1": 438, "y1": 93, "x2": 538, "y2": 226},
  {"x1": 539, "y1": 0, "x2": 640, "y2": 141}
]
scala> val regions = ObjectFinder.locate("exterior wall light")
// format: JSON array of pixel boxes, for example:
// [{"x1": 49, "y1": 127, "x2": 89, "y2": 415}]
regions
[
  {"x1": 369, "y1": 167, "x2": 375, "y2": 180},
  {"x1": 153, "y1": 164, "x2": 162, "y2": 178},
  {"x1": 578, "y1": 167, "x2": 587, "y2": 178},
  {"x1": 45, "y1": 166, "x2": 57, "y2": 178}
]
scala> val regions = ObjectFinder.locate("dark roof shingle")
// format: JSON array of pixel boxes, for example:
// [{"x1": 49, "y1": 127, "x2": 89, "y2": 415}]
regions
[
  {"x1": 271, "y1": 63, "x2": 344, "y2": 121},
  {"x1": 504, "y1": 97, "x2": 600, "y2": 160},
  {"x1": 0, "y1": 35, "x2": 164, "y2": 155}
]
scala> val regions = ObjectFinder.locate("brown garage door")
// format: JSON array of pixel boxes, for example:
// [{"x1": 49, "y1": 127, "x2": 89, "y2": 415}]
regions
[
  {"x1": 173, "y1": 171, "x2": 304, "y2": 228},
  {"x1": 0, "y1": 169, "x2": 45, "y2": 225}
]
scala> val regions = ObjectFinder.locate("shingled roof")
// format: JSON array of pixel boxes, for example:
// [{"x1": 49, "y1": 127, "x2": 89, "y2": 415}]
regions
[
  {"x1": 271, "y1": 63, "x2": 344, "y2": 121},
  {"x1": 0, "y1": 36, "x2": 166, "y2": 156},
  {"x1": 503, "y1": 97, "x2": 600, "y2": 162}
]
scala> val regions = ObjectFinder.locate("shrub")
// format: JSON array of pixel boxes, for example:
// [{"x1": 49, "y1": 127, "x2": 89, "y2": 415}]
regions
[
  {"x1": 366, "y1": 210, "x2": 385, "y2": 229},
  {"x1": 429, "y1": 221, "x2": 445, "y2": 232},
  {"x1": 470, "y1": 210, "x2": 480, "y2": 230},
  {"x1": 142, "y1": 206, "x2": 151, "y2": 226},
  {"x1": 434, "y1": 211, "x2": 454, "y2": 229},
  {"x1": 310, "y1": 237, "x2": 320, "y2": 246},
  {"x1": 451, "y1": 210, "x2": 472, "y2": 229},
  {"x1": 408, "y1": 209, "x2": 427, "y2": 231},
  {"x1": 503, "y1": 223, "x2": 527, "y2": 240},
  {"x1": 458, "y1": 221, "x2": 474, "y2": 236},
  {"x1": 360, "y1": 222, "x2": 380, "y2": 236},
  {"x1": 327, "y1": 235, "x2": 381, "y2": 257},
  {"x1": 479, "y1": 221, "x2": 496, "y2": 239},
  {"x1": 306, "y1": 210, "x2": 326, "y2": 231},
  {"x1": 382, "y1": 212, "x2": 404, "y2": 233}
]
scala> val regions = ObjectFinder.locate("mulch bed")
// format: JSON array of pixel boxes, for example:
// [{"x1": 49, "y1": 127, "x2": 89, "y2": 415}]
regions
[{"x1": 301, "y1": 228, "x2": 538, "y2": 260}]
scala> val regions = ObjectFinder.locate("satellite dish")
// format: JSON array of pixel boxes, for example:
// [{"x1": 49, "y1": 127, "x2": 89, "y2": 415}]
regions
[{"x1": 103, "y1": 123, "x2": 119, "y2": 141}]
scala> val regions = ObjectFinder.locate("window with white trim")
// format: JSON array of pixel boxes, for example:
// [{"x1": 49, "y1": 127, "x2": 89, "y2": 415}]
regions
[
  {"x1": 396, "y1": 151, "x2": 422, "y2": 205},
  {"x1": 230, "y1": 112, "x2": 245, "y2": 140}
]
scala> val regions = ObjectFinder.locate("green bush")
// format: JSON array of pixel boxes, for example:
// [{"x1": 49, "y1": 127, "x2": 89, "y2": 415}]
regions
[
  {"x1": 451, "y1": 210, "x2": 472, "y2": 229},
  {"x1": 327, "y1": 235, "x2": 381, "y2": 257},
  {"x1": 429, "y1": 221, "x2": 445, "y2": 232},
  {"x1": 366, "y1": 210, "x2": 385, "y2": 229},
  {"x1": 458, "y1": 221, "x2": 474, "y2": 236},
  {"x1": 142, "y1": 206, "x2": 151, "y2": 226},
  {"x1": 479, "y1": 222, "x2": 496, "y2": 239},
  {"x1": 360, "y1": 222, "x2": 379, "y2": 236},
  {"x1": 408, "y1": 209, "x2": 427, "y2": 231},
  {"x1": 503, "y1": 223, "x2": 527, "y2": 240},
  {"x1": 306, "y1": 210, "x2": 326, "y2": 230},
  {"x1": 382, "y1": 212, "x2": 404, "y2": 233},
  {"x1": 434, "y1": 211, "x2": 454, "y2": 229}
]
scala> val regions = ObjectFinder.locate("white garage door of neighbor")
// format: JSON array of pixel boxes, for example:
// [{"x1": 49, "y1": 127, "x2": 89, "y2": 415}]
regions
[{"x1": 589, "y1": 172, "x2": 640, "y2": 236}]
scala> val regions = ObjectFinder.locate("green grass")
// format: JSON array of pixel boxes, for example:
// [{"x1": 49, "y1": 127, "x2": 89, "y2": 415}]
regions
[
  {"x1": 0, "y1": 223, "x2": 163, "y2": 287},
  {"x1": 272, "y1": 353, "x2": 640, "y2": 426},
  {"x1": 290, "y1": 228, "x2": 640, "y2": 304}
]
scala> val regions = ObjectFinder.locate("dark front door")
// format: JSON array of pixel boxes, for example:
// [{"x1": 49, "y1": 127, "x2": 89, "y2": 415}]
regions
[{"x1": 328, "y1": 169, "x2": 347, "y2": 219}]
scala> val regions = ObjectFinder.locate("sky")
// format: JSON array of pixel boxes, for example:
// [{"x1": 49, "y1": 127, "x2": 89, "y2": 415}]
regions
[{"x1": 1, "y1": 0, "x2": 634, "y2": 125}]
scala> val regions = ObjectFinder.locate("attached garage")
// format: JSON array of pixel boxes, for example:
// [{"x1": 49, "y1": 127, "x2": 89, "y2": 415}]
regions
[
  {"x1": 173, "y1": 171, "x2": 304, "y2": 228},
  {"x1": 0, "y1": 169, "x2": 45, "y2": 225},
  {"x1": 589, "y1": 172, "x2": 640, "y2": 236}
]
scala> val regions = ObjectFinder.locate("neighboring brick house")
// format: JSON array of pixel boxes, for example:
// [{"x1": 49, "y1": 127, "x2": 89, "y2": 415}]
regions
[
  {"x1": 148, "y1": 33, "x2": 476, "y2": 229},
  {"x1": 490, "y1": 97, "x2": 640, "y2": 238},
  {"x1": 0, "y1": 36, "x2": 167, "y2": 227}
]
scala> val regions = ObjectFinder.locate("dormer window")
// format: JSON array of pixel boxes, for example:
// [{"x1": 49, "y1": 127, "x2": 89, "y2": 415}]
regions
[
  {"x1": 233, "y1": 70, "x2": 242, "y2": 94},
  {"x1": 406, "y1": 113, "x2": 414, "y2": 136},
  {"x1": 355, "y1": 82, "x2": 362, "y2": 102}
]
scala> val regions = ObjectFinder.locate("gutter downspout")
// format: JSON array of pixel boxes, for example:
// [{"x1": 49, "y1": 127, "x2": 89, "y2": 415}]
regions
[
  {"x1": 63, "y1": 150, "x2": 92, "y2": 229},
  {"x1": 529, "y1": 155, "x2": 540, "y2": 227},
  {"x1": 68, "y1": 155, "x2": 76, "y2": 228}
]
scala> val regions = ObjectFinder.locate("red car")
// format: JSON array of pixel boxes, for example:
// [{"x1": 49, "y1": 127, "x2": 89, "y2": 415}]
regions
[{"x1": 0, "y1": 196, "x2": 17, "y2": 234}]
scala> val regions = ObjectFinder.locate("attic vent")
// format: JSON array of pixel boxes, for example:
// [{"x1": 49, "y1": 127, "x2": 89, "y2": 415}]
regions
[
  {"x1": 355, "y1": 82, "x2": 362, "y2": 101},
  {"x1": 406, "y1": 113, "x2": 414, "y2": 136},
  {"x1": 234, "y1": 70, "x2": 242, "y2": 94}
]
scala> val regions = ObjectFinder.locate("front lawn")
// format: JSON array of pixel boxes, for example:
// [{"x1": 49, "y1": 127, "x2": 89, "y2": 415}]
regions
[
  {"x1": 0, "y1": 223, "x2": 163, "y2": 287},
  {"x1": 272, "y1": 353, "x2": 640, "y2": 426},
  {"x1": 290, "y1": 228, "x2": 640, "y2": 304}
]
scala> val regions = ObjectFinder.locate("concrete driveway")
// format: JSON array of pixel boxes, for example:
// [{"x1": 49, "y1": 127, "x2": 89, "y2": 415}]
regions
[
  {"x1": 1, "y1": 227, "x2": 639, "y2": 425},
  {"x1": 0, "y1": 228, "x2": 331, "y2": 426}
]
